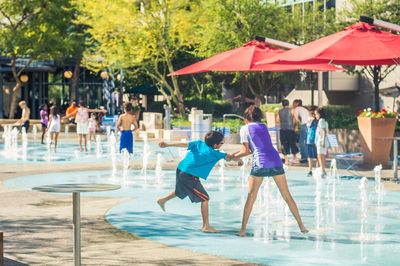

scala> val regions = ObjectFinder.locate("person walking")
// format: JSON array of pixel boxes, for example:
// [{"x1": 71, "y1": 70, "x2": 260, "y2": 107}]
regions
[
  {"x1": 15, "y1": 100, "x2": 30, "y2": 132},
  {"x1": 47, "y1": 105, "x2": 61, "y2": 152},
  {"x1": 293, "y1": 99, "x2": 310, "y2": 163},
  {"x1": 277, "y1": 99, "x2": 300, "y2": 164}
]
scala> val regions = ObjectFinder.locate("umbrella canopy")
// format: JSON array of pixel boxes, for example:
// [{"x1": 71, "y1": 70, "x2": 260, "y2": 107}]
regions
[
  {"x1": 169, "y1": 40, "x2": 342, "y2": 76},
  {"x1": 256, "y1": 22, "x2": 400, "y2": 66}
]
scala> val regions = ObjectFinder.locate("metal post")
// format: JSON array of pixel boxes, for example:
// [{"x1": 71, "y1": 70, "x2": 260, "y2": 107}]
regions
[
  {"x1": 317, "y1": 72, "x2": 324, "y2": 107},
  {"x1": 72, "y1": 192, "x2": 81, "y2": 266},
  {"x1": 394, "y1": 139, "x2": 398, "y2": 181}
]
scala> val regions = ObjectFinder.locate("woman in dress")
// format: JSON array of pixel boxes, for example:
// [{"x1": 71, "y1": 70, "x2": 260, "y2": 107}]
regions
[{"x1": 234, "y1": 105, "x2": 308, "y2": 237}]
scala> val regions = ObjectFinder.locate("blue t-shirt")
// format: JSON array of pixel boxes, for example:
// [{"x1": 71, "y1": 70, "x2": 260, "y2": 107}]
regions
[
  {"x1": 306, "y1": 119, "x2": 318, "y2": 144},
  {"x1": 178, "y1": 140, "x2": 227, "y2": 180}
]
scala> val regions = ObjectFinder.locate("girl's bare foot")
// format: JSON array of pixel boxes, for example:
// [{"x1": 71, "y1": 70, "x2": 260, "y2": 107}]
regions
[
  {"x1": 157, "y1": 199, "x2": 166, "y2": 212},
  {"x1": 201, "y1": 226, "x2": 218, "y2": 233},
  {"x1": 300, "y1": 227, "x2": 309, "y2": 234},
  {"x1": 238, "y1": 229, "x2": 246, "y2": 237}
]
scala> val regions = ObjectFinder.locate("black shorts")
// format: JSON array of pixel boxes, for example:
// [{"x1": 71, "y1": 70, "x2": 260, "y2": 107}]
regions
[
  {"x1": 175, "y1": 169, "x2": 209, "y2": 203},
  {"x1": 41, "y1": 122, "x2": 47, "y2": 129}
]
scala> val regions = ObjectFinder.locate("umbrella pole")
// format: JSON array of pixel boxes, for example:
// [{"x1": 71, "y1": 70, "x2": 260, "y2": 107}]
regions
[{"x1": 318, "y1": 72, "x2": 324, "y2": 107}]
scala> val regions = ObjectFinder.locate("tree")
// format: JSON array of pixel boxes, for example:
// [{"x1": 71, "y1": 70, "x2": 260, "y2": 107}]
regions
[
  {"x1": 340, "y1": 0, "x2": 400, "y2": 111},
  {"x1": 0, "y1": 0, "x2": 75, "y2": 118},
  {"x1": 75, "y1": 0, "x2": 203, "y2": 115}
]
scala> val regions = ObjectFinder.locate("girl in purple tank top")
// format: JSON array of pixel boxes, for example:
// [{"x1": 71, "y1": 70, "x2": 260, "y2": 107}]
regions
[
  {"x1": 39, "y1": 104, "x2": 48, "y2": 144},
  {"x1": 233, "y1": 105, "x2": 308, "y2": 236}
]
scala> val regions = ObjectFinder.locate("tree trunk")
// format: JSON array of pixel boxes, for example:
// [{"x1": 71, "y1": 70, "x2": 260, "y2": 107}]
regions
[
  {"x1": 71, "y1": 58, "x2": 81, "y2": 101},
  {"x1": 9, "y1": 54, "x2": 23, "y2": 119},
  {"x1": 8, "y1": 83, "x2": 21, "y2": 119}
]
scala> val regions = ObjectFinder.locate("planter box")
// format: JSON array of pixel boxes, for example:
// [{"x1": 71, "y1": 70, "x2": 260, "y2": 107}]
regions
[{"x1": 357, "y1": 117, "x2": 397, "y2": 166}]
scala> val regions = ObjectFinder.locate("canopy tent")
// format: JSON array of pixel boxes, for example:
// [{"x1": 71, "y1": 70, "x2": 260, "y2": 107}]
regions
[
  {"x1": 169, "y1": 40, "x2": 343, "y2": 76},
  {"x1": 256, "y1": 22, "x2": 400, "y2": 66}
]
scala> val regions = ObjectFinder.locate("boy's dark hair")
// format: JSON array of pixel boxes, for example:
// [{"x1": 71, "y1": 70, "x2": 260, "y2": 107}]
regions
[
  {"x1": 204, "y1": 131, "x2": 224, "y2": 147},
  {"x1": 124, "y1": 102, "x2": 133, "y2": 112},
  {"x1": 282, "y1": 99, "x2": 289, "y2": 107},
  {"x1": 244, "y1": 105, "x2": 263, "y2": 122},
  {"x1": 316, "y1": 107, "x2": 326, "y2": 119}
]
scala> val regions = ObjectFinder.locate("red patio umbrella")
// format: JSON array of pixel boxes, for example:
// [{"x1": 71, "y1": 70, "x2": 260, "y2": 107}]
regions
[
  {"x1": 169, "y1": 40, "x2": 342, "y2": 76},
  {"x1": 256, "y1": 22, "x2": 400, "y2": 66}
]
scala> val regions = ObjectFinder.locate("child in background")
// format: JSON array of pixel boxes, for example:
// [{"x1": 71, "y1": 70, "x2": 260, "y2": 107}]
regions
[
  {"x1": 306, "y1": 107, "x2": 318, "y2": 177},
  {"x1": 39, "y1": 104, "x2": 48, "y2": 144},
  {"x1": 157, "y1": 131, "x2": 233, "y2": 233},
  {"x1": 88, "y1": 113, "x2": 97, "y2": 141},
  {"x1": 315, "y1": 107, "x2": 329, "y2": 178},
  {"x1": 116, "y1": 102, "x2": 139, "y2": 154},
  {"x1": 47, "y1": 106, "x2": 61, "y2": 152}
]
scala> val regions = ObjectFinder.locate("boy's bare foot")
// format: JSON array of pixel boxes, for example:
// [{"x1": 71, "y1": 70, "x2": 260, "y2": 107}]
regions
[
  {"x1": 238, "y1": 229, "x2": 246, "y2": 237},
  {"x1": 201, "y1": 226, "x2": 218, "y2": 233},
  {"x1": 157, "y1": 199, "x2": 166, "y2": 212}
]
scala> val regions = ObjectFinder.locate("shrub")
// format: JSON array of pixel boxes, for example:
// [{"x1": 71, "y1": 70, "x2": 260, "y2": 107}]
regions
[
  {"x1": 147, "y1": 101, "x2": 166, "y2": 114},
  {"x1": 185, "y1": 98, "x2": 215, "y2": 114},
  {"x1": 324, "y1": 105, "x2": 358, "y2": 129},
  {"x1": 213, "y1": 118, "x2": 244, "y2": 133},
  {"x1": 260, "y1": 103, "x2": 281, "y2": 113},
  {"x1": 213, "y1": 102, "x2": 233, "y2": 118}
]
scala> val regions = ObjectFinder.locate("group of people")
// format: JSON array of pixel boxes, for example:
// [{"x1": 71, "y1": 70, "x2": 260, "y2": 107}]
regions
[
  {"x1": 157, "y1": 105, "x2": 308, "y2": 236},
  {"x1": 277, "y1": 99, "x2": 329, "y2": 177},
  {"x1": 37, "y1": 101, "x2": 107, "y2": 152}
]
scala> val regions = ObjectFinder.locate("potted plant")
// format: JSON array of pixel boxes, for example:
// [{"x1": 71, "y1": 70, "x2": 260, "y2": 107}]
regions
[{"x1": 357, "y1": 108, "x2": 397, "y2": 166}]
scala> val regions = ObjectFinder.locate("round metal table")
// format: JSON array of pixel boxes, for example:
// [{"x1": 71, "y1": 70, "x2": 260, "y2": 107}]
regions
[{"x1": 32, "y1": 183, "x2": 120, "y2": 266}]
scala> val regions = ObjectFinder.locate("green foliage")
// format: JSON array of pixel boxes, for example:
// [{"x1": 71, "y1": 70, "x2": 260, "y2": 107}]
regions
[
  {"x1": 171, "y1": 116, "x2": 191, "y2": 128},
  {"x1": 213, "y1": 118, "x2": 244, "y2": 134},
  {"x1": 260, "y1": 104, "x2": 281, "y2": 114},
  {"x1": 185, "y1": 99, "x2": 215, "y2": 114},
  {"x1": 324, "y1": 106, "x2": 358, "y2": 130},
  {"x1": 213, "y1": 102, "x2": 233, "y2": 118},
  {"x1": 147, "y1": 101, "x2": 166, "y2": 114}
]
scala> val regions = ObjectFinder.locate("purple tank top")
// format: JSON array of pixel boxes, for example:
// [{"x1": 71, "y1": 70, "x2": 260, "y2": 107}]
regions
[
  {"x1": 40, "y1": 110, "x2": 48, "y2": 126},
  {"x1": 245, "y1": 123, "x2": 283, "y2": 168}
]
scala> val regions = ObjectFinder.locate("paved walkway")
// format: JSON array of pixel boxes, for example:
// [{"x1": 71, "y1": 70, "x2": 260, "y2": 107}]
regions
[{"x1": 0, "y1": 162, "x2": 255, "y2": 265}]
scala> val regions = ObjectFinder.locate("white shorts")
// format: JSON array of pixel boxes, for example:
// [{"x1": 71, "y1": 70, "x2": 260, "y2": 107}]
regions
[
  {"x1": 317, "y1": 146, "x2": 328, "y2": 155},
  {"x1": 77, "y1": 122, "x2": 89, "y2": 135}
]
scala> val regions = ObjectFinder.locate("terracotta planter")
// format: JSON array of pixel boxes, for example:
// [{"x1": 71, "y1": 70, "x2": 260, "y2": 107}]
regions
[{"x1": 357, "y1": 117, "x2": 397, "y2": 166}]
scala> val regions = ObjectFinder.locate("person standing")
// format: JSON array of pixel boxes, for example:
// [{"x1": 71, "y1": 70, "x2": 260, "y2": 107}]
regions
[
  {"x1": 293, "y1": 99, "x2": 310, "y2": 163},
  {"x1": 306, "y1": 107, "x2": 318, "y2": 177},
  {"x1": 15, "y1": 101, "x2": 30, "y2": 132},
  {"x1": 39, "y1": 104, "x2": 48, "y2": 144},
  {"x1": 315, "y1": 108, "x2": 329, "y2": 178},
  {"x1": 64, "y1": 102, "x2": 106, "y2": 152},
  {"x1": 234, "y1": 105, "x2": 308, "y2": 236},
  {"x1": 277, "y1": 99, "x2": 300, "y2": 164},
  {"x1": 116, "y1": 103, "x2": 139, "y2": 154},
  {"x1": 47, "y1": 106, "x2": 61, "y2": 152}
]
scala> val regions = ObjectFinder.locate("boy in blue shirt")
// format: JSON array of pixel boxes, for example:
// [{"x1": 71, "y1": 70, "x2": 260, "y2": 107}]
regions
[{"x1": 157, "y1": 131, "x2": 233, "y2": 233}]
